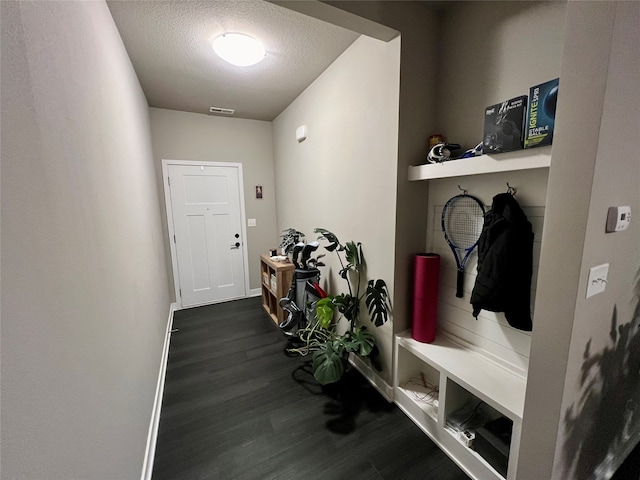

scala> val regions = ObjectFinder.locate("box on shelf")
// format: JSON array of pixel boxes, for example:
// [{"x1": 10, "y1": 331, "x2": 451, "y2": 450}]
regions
[
  {"x1": 270, "y1": 274, "x2": 277, "y2": 291},
  {"x1": 483, "y1": 95, "x2": 527, "y2": 154},
  {"x1": 525, "y1": 78, "x2": 559, "y2": 149}
]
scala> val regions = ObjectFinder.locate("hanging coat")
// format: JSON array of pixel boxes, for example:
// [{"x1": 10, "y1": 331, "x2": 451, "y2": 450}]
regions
[{"x1": 470, "y1": 193, "x2": 534, "y2": 331}]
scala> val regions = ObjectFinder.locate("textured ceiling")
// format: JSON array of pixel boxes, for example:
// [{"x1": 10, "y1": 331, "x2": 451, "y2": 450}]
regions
[{"x1": 107, "y1": 0, "x2": 360, "y2": 121}]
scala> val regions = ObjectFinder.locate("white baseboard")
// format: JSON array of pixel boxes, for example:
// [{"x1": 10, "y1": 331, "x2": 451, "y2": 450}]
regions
[
  {"x1": 349, "y1": 354, "x2": 394, "y2": 402},
  {"x1": 173, "y1": 290, "x2": 262, "y2": 311},
  {"x1": 140, "y1": 302, "x2": 176, "y2": 480}
]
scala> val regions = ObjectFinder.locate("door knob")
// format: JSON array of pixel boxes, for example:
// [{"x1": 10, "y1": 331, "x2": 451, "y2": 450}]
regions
[{"x1": 230, "y1": 242, "x2": 240, "y2": 249}]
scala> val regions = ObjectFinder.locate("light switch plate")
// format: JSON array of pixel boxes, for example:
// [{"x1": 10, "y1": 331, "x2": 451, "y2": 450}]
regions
[
  {"x1": 247, "y1": 218, "x2": 256, "y2": 227},
  {"x1": 586, "y1": 263, "x2": 609, "y2": 298}
]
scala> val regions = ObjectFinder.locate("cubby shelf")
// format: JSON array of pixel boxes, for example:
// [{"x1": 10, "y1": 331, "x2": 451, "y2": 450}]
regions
[
  {"x1": 394, "y1": 331, "x2": 527, "y2": 480},
  {"x1": 408, "y1": 145, "x2": 551, "y2": 181},
  {"x1": 396, "y1": 331, "x2": 526, "y2": 419},
  {"x1": 260, "y1": 254, "x2": 294, "y2": 326}
]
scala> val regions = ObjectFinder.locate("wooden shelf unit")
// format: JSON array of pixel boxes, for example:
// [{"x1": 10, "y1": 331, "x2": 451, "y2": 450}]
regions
[{"x1": 260, "y1": 254, "x2": 295, "y2": 326}]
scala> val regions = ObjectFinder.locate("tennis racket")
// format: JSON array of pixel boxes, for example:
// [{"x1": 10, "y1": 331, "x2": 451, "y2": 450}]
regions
[{"x1": 441, "y1": 194, "x2": 486, "y2": 298}]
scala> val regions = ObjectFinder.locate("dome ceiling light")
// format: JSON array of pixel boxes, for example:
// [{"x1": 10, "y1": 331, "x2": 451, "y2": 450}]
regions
[{"x1": 212, "y1": 33, "x2": 266, "y2": 67}]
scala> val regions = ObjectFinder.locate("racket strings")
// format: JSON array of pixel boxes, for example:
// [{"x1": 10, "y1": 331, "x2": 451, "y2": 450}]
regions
[{"x1": 444, "y1": 197, "x2": 485, "y2": 249}]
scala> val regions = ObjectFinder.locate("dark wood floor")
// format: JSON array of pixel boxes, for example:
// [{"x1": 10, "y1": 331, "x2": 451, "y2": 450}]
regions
[{"x1": 151, "y1": 296, "x2": 471, "y2": 480}]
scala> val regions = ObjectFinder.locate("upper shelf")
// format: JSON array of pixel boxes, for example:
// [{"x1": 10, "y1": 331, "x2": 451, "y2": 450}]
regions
[{"x1": 409, "y1": 145, "x2": 552, "y2": 181}]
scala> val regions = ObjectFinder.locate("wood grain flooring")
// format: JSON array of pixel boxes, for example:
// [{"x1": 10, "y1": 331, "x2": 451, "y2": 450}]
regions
[{"x1": 151, "y1": 297, "x2": 470, "y2": 480}]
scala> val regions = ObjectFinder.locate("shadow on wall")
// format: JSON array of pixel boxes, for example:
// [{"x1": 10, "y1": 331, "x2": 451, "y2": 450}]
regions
[{"x1": 562, "y1": 269, "x2": 640, "y2": 479}]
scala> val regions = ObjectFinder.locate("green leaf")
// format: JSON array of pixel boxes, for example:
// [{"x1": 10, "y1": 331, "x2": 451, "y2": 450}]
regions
[
  {"x1": 365, "y1": 279, "x2": 391, "y2": 327},
  {"x1": 315, "y1": 297, "x2": 335, "y2": 328},
  {"x1": 339, "y1": 264, "x2": 353, "y2": 279},
  {"x1": 344, "y1": 241, "x2": 362, "y2": 269},
  {"x1": 312, "y1": 341, "x2": 346, "y2": 385},
  {"x1": 314, "y1": 228, "x2": 343, "y2": 252},
  {"x1": 334, "y1": 293, "x2": 359, "y2": 323},
  {"x1": 343, "y1": 326, "x2": 376, "y2": 357}
]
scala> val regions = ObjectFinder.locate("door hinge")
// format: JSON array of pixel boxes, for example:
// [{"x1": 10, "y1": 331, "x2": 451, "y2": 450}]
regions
[
  {"x1": 167, "y1": 176, "x2": 170, "y2": 186},
  {"x1": 173, "y1": 234, "x2": 176, "y2": 243},
  {"x1": 179, "y1": 288, "x2": 182, "y2": 298}
]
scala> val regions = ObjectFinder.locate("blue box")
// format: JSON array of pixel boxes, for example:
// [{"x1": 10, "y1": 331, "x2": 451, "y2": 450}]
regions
[{"x1": 525, "y1": 78, "x2": 559, "y2": 148}]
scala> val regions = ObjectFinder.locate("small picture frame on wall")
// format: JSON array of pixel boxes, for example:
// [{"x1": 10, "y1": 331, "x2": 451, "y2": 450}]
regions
[{"x1": 256, "y1": 185, "x2": 263, "y2": 199}]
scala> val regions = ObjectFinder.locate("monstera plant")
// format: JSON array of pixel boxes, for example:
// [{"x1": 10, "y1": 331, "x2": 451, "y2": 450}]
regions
[{"x1": 292, "y1": 228, "x2": 391, "y2": 385}]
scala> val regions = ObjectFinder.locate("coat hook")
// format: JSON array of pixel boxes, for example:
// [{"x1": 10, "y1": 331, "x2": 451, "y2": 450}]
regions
[
  {"x1": 506, "y1": 182, "x2": 517, "y2": 196},
  {"x1": 458, "y1": 185, "x2": 468, "y2": 195}
]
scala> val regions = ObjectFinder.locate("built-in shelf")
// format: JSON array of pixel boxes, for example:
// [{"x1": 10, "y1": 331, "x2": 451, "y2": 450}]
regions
[
  {"x1": 403, "y1": 89, "x2": 550, "y2": 480},
  {"x1": 394, "y1": 330, "x2": 527, "y2": 479},
  {"x1": 396, "y1": 331, "x2": 526, "y2": 419},
  {"x1": 408, "y1": 145, "x2": 552, "y2": 181}
]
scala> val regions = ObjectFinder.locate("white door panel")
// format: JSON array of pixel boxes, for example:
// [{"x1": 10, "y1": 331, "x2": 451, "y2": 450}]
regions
[
  {"x1": 166, "y1": 164, "x2": 246, "y2": 307},
  {"x1": 183, "y1": 174, "x2": 228, "y2": 204},
  {"x1": 186, "y1": 214, "x2": 211, "y2": 292}
]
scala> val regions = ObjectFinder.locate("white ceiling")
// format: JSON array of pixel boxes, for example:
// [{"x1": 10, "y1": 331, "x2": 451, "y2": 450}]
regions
[{"x1": 107, "y1": 0, "x2": 360, "y2": 121}]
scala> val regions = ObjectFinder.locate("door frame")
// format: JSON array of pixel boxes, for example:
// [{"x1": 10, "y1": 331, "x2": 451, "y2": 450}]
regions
[{"x1": 161, "y1": 159, "x2": 251, "y2": 309}]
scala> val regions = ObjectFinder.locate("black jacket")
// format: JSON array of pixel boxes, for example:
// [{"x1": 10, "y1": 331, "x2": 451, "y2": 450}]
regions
[{"x1": 470, "y1": 193, "x2": 534, "y2": 331}]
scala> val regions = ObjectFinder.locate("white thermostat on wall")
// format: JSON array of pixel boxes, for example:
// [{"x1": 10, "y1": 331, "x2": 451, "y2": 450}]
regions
[{"x1": 606, "y1": 206, "x2": 631, "y2": 232}]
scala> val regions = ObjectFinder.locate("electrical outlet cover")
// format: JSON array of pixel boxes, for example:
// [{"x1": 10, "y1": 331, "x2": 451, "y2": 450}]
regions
[{"x1": 586, "y1": 263, "x2": 609, "y2": 298}]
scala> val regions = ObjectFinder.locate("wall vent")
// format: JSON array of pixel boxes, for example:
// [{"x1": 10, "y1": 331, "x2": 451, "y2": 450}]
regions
[{"x1": 209, "y1": 106, "x2": 235, "y2": 115}]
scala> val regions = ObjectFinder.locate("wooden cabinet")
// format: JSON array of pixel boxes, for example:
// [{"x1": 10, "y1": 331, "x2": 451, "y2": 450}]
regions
[{"x1": 260, "y1": 254, "x2": 295, "y2": 326}]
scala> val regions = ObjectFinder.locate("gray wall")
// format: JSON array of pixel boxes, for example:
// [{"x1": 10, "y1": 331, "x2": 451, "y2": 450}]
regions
[
  {"x1": 519, "y1": 2, "x2": 640, "y2": 478},
  {"x1": 149, "y1": 108, "x2": 277, "y2": 296},
  {"x1": 318, "y1": 0, "x2": 440, "y2": 346},
  {"x1": 553, "y1": 3, "x2": 640, "y2": 475},
  {"x1": 436, "y1": 1, "x2": 567, "y2": 151},
  {"x1": 272, "y1": 35, "x2": 401, "y2": 386},
  {"x1": 1, "y1": 2, "x2": 171, "y2": 478}
]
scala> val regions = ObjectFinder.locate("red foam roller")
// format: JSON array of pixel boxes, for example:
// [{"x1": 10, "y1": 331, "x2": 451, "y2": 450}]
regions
[{"x1": 412, "y1": 253, "x2": 440, "y2": 343}]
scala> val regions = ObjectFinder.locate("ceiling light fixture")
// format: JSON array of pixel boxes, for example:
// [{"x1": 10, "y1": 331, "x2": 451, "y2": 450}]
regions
[{"x1": 212, "y1": 33, "x2": 266, "y2": 67}]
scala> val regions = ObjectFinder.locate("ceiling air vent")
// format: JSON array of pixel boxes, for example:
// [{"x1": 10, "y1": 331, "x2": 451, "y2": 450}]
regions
[{"x1": 209, "y1": 106, "x2": 235, "y2": 115}]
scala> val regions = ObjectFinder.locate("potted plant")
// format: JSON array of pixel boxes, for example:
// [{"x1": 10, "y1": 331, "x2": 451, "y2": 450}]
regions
[
  {"x1": 279, "y1": 228, "x2": 306, "y2": 256},
  {"x1": 286, "y1": 227, "x2": 391, "y2": 385}
]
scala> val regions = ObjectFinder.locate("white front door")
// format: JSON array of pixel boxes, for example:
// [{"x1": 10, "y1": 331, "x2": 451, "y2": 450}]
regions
[{"x1": 165, "y1": 162, "x2": 247, "y2": 307}]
